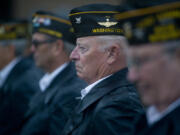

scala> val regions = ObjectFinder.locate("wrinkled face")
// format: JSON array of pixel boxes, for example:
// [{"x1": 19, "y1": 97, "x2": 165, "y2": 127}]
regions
[
  {"x1": 127, "y1": 45, "x2": 180, "y2": 108},
  {"x1": 31, "y1": 33, "x2": 56, "y2": 70},
  {"x1": 70, "y1": 36, "x2": 108, "y2": 84}
]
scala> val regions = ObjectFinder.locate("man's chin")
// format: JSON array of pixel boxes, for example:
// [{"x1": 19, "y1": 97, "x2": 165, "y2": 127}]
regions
[
  {"x1": 35, "y1": 62, "x2": 45, "y2": 70},
  {"x1": 35, "y1": 62, "x2": 41, "y2": 68},
  {"x1": 141, "y1": 96, "x2": 154, "y2": 108},
  {"x1": 76, "y1": 72, "x2": 83, "y2": 78},
  {"x1": 76, "y1": 72, "x2": 88, "y2": 82},
  {"x1": 137, "y1": 83, "x2": 150, "y2": 92}
]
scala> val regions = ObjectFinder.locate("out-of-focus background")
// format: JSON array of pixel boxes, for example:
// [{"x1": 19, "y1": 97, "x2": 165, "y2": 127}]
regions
[{"x1": 1, "y1": 0, "x2": 122, "y2": 21}]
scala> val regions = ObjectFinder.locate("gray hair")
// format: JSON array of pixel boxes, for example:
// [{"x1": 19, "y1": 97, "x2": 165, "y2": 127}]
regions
[
  {"x1": 45, "y1": 34, "x2": 75, "y2": 56},
  {"x1": 63, "y1": 41, "x2": 75, "y2": 55},
  {"x1": 95, "y1": 35, "x2": 128, "y2": 52}
]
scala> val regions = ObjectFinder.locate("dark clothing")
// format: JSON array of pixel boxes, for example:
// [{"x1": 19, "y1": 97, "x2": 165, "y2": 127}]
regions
[
  {"x1": 62, "y1": 68, "x2": 144, "y2": 135},
  {"x1": 20, "y1": 62, "x2": 87, "y2": 135},
  {"x1": 133, "y1": 105, "x2": 180, "y2": 135},
  {"x1": 0, "y1": 57, "x2": 43, "y2": 135}
]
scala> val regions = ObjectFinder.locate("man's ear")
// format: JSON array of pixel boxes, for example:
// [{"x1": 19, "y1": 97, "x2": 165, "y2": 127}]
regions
[{"x1": 106, "y1": 44, "x2": 120, "y2": 64}]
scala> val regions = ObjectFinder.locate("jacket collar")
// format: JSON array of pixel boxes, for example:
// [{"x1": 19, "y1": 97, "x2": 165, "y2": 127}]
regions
[
  {"x1": 76, "y1": 68, "x2": 130, "y2": 113},
  {"x1": 39, "y1": 62, "x2": 69, "y2": 92},
  {"x1": 1, "y1": 57, "x2": 32, "y2": 90}
]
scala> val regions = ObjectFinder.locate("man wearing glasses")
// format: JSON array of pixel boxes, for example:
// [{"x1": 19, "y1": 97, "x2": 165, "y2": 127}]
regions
[
  {"x1": 20, "y1": 11, "x2": 86, "y2": 135},
  {"x1": 115, "y1": 0, "x2": 180, "y2": 134}
]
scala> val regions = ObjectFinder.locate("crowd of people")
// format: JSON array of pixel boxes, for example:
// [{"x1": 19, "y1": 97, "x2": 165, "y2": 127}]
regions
[{"x1": 0, "y1": 0, "x2": 179, "y2": 135}]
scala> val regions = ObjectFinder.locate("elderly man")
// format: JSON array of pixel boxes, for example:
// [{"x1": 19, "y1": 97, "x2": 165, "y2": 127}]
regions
[
  {"x1": 62, "y1": 4, "x2": 143, "y2": 135},
  {"x1": 115, "y1": 0, "x2": 180, "y2": 134},
  {"x1": 20, "y1": 11, "x2": 86, "y2": 135},
  {"x1": 0, "y1": 20, "x2": 43, "y2": 135}
]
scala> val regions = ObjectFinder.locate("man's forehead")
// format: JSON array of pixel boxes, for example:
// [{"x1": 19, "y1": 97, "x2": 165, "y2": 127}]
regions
[
  {"x1": 128, "y1": 45, "x2": 163, "y2": 56},
  {"x1": 32, "y1": 32, "x2": 48, "y2": 39},
  {"x1": 77, "y1": 36, "x2": 97, "y2": 45}
]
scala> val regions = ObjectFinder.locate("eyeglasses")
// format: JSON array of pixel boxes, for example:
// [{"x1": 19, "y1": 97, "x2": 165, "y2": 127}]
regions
[
  {"x1": 32, "y1": 39, "x2": 56, "y2": 48},
  {"x1": 127, "y1": 53, "x2": 165, "y2": 69}
]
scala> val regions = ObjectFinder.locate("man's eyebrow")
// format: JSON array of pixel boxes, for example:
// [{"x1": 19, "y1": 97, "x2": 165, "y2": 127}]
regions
[
  {"x1": 77, "y1": 43, "x2": 86, "y2": 47},
  {"x1": 76, "y1": 42, "x2": 81, "y2": 46}
]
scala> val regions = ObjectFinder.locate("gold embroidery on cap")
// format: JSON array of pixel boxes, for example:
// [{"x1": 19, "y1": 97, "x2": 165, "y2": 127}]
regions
[
  {"x1": 39, "y1": 28, "x2": 63, "y2": 38},
  {"x1": 92, "y1": 28, "x2": 123, "y2": 33},
  {"x1": 98, "y1": 16, "x2": 118, "y2": 28}
]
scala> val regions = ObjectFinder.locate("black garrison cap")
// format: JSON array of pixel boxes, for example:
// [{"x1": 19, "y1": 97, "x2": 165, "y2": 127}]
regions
[
  {"x1": 115, "y1": 0, "x2": 180, "y2": 45},
  {"x1": 69, "y1": 4, "x2": 124, "y2": 38},
  {"x1": 32, "y1": 10, "x2": 75, "y2": 44},
  {"x1": 0, "y1": 20, "x2": 30, "y2": 41}
]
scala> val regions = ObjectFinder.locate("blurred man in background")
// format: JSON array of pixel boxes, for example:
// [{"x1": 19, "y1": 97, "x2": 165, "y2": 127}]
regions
[
  {"x1": 20, "y1": 11, "x2": 86, "y2": 135},
  {"x1": 0, "y1": 20, "x2": 43, "y2": 135},
  {"x1": 115, "y1": 0, "x2": 180, "y2": 134},
  {"x1": 62, "y1": 4, "x2": 143, "y2": 135}
]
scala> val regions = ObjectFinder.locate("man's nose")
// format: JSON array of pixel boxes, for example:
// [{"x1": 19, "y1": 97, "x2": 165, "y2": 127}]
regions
[
  {"x1": 70, "y1": 47, "x2": 79, "y2": 61},
  {"x1": 30, "y1": 45, "x2": 36, "y2": 53}
]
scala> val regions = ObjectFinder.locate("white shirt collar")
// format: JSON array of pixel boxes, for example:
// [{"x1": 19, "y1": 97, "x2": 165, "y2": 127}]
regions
[
  {"x1": 81, "y1": 74, "x2": 112, "y2": 100},
  {"x1": 146, "y1": 98, "x2": 180, "y2": 125},
  {"x1": 0, "y1": 57, "x2": 21, "y2": 88},
  {"x1": 39, "y1": 62, "x2": 69, "y2": 92}
]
